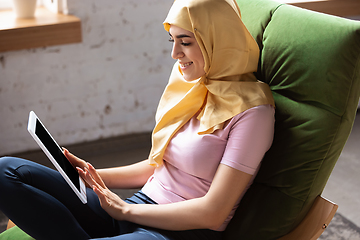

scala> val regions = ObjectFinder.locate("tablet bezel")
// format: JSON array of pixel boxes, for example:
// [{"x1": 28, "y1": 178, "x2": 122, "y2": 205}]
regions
[{"x1": 27, "y1": 111, "x2": 87, "y2": 204}]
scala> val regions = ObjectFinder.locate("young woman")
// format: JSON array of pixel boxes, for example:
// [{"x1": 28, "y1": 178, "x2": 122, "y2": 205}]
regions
[{"x1": 0, "y1": 0, "x2": 275, "y2": 239}]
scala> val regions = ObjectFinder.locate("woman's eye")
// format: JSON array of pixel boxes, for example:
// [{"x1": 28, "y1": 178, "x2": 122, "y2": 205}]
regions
[{"x1": 168, "y1": 39, "x2": 191, "y2": 46}]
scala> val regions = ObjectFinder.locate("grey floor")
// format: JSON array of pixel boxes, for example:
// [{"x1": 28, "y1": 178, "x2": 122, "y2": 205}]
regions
[{"x1": 0, "y1": 112, "x2": 359, "y2": 238}]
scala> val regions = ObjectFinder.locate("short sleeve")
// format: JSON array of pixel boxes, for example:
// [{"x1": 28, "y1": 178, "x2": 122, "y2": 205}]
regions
[{"x1": 220, "y1": 104, "x2": 275, "y2": 175}]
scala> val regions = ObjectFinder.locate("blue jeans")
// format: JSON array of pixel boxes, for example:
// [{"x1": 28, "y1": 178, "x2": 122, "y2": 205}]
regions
[{"x1": 0, "y1": 157, "x2": 223, "y2": 240}]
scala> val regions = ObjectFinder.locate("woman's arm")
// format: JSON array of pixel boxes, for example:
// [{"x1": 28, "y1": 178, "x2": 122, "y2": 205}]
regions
[
  {"x1": 97, "y1": 160, "x2": 155, "y2": 189},
  {"x1": 64, "y1": 149, "x2": 155, "y2": 189},
  {"x1": 82, "y1": 162, "x2": 251, "y2": 231},
  {"x1": 125, "y1": 163, "x2": 252, "y2": 230}
]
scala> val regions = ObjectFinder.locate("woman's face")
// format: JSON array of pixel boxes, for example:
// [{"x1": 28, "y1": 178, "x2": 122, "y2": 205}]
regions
[{"x1": 169, "y1": 25, "x2": 205, "y2": 81}]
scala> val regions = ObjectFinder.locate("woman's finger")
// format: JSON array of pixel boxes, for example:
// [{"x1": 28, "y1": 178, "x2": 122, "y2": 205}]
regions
[
  {"x1": 93, "y1": 186, "x2": 107, "y2": 204},
  {"x1": 81, "y1": 167, "x2": 99, "y2": 189},
  {"x1": 63, "y1": 148, "x2": 88, "y2": 170},
  {"x1": 92, "y1": 186, "x2": 127, "y2": 221},
  {"x1": 86, "y1": 162, "x2": 107, "y2": 188},
  {"x1": 76, "y1": 167, "x2": 92, "y2": 188}
]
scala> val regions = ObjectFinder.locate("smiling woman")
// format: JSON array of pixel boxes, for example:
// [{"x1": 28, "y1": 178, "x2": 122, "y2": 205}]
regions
[{"x1": 168, "y1": 25, "x2": 205, "y2": 81}]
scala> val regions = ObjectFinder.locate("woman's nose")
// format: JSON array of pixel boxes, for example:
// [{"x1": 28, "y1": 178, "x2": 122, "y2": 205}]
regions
[{"x1": 171, "y1": 43, "x2": 184, "y2": 59}]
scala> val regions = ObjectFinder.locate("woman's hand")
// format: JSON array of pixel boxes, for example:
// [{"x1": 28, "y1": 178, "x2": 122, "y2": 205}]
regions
[
  {"x1": 63, "y1": 148, "x2": 88, "y2": 172},
  {"x1": 63, "y1": 148, "x2": 94, "y2": 188},
  {"x1": 78, "y1": 162, "x2": 129, "y2": 221}
]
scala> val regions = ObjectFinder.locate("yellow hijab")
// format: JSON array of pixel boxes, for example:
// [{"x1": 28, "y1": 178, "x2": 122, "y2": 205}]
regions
[{"x1": 149, "y1": 0, "x2": 275, "y2": 167}]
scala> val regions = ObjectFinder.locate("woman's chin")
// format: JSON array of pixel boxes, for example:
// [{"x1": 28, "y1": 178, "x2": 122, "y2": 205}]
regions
[{"x1": 182, "y1": 74, "x2": 204, "y2": 82}]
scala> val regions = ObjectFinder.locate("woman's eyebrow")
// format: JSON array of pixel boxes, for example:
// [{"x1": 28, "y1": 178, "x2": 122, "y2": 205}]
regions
[{"x1": 168, "y1": 32, "x2": 192, "y2": 39}]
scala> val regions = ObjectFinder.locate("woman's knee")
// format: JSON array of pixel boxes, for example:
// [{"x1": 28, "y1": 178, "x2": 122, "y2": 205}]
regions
[
  {"x1": 0, "y1": 156, "x2": 27, "y2": 170},
  {"x1": 0, "y1": 157, "x2": 20, "y2": 193},
  {"x1": 0, "y1": 157, "x2": 32, "y2": 185},
  {"x1": 0, "y1": 156, "x2": 16, "y2": 174}
]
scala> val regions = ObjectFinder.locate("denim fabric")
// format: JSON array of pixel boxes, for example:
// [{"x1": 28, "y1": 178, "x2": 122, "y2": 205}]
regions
[{"x1": 0, "y1": 157, "x2": 222, "y2": 240}]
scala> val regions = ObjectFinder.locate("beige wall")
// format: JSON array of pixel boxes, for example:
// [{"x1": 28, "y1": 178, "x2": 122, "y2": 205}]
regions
[{"x1": 0, "y1": 0, "x2": 174, "y2": 155}]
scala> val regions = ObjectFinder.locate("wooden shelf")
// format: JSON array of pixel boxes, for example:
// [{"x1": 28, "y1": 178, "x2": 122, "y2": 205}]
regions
[
  {"x1": 0, "y1": 7, "x2": 82, "y2": 52},
  {"x1": 286, "y1": 0, "x2": 360, "y2": 18}
]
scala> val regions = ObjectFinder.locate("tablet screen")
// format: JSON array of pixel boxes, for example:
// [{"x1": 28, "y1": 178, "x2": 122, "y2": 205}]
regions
[{"x1": 35, "y1": 119, "x2": 80, "y2": 191}]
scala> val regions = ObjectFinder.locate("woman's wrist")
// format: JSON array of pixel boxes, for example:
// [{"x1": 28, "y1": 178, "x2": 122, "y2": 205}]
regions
[{"x1": 121, "y1": 201, "x2": 132, "y2": 220}]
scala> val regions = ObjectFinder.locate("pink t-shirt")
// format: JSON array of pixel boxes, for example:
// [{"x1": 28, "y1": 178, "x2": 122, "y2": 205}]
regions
[{"x1": 142, "y1": 104, "x2": 275, "y2": 231}]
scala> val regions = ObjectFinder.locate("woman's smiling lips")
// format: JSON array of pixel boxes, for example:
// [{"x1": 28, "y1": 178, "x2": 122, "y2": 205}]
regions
[{"x1": 179, "y1": 61, "x2": 193, "y2": 70}]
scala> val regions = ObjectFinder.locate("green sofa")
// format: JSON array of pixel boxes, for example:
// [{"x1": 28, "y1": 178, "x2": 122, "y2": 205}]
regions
[
  {"x1": 0, "y1": 226, "x2": 34, "y2": 240},
  {"x1": 224, "y1": 0, "x2": 360, "y2": 239},
  {"x1": 1, "y1": 0, "x2": 359, "y2": 239}
]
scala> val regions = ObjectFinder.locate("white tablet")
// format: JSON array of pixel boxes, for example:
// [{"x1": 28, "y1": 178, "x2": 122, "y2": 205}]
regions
[{"x1": 27, "y1": 111, "x2": 87, "y2": 204}]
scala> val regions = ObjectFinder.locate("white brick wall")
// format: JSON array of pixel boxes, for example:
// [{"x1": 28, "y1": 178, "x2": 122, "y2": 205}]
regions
[{"x1": 0, "y1": 0, "x2": 174, "y2": 155}]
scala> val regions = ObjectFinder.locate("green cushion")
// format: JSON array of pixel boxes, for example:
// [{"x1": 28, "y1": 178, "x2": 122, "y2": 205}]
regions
[
  {"x1": 0, "y1": 226, "x2": 34, "y2": 240},
  {"x1": 1, "y1": 2, "x2": 359, "y2": 239},
  {"x1": 225, "y1": 0, "x2": 360, "y2": 239}
]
